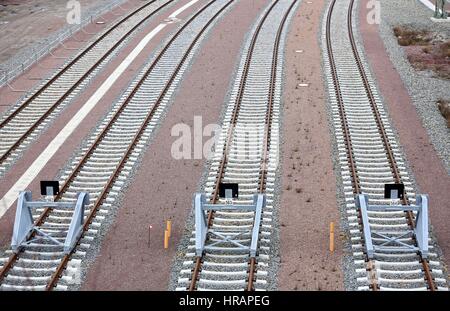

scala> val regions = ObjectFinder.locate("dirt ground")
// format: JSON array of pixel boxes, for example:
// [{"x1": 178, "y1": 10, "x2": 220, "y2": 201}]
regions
[
  {"x1": 277, "y1": 0, "x2": 344, "y2": 291},
  {"x1": 0, "y1": 0, "x2": 122, "y2": 66}
]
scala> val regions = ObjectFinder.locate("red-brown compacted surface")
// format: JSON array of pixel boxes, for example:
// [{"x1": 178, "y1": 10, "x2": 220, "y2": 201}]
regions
[
  {"x1": 359, "y1": 0, "x2": 450, "y2": 270},
  {"x1": 0, "y1": 0, "x2": 126, "y2": 65},
  {"x1": 277, "y1": 0, "x2": 344, "y2": 291},
  {"x1": 81, "y1": 0, "x2": 271, "y2": 290},
  {"x1": 0, "y1": 0, "x2": 146, "y2": 114}
]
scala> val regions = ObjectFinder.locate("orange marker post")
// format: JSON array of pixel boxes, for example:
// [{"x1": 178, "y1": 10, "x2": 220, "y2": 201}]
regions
[
  {"x1": 164, "y1": 230, "x2": 169, "y2": 249},
  {"x1": 166, "y1": 220, "x2": 172, "y2": 238},
  {"x1": 329, "y1": 222, "x2": 335, "y2": 253}
]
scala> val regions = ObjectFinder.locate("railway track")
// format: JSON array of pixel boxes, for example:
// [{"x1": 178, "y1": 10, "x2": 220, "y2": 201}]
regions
[
  {"x1": 175, "y1": 0, "x2": 298, "y2": 291},
  {"x1": 0, "y1": 0, "x2": 175, "y2": 178},
  {"x1": 324, "y1": 0, "x2": 448, "y2": 290},
  {"x1": 0, "y1": 0, "x2": 235, "y2": 291}
]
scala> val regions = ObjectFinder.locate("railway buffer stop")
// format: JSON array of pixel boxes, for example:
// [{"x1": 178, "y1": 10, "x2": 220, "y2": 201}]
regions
[
  {"x1": 194, "y1": 183, "x2": 266, "y2": 257},
  {"x1": 11, "y1": 180, "x2": 89, "y2": 255},
  {"x1": 356, "y1": 183, "x2": 429, "y2": 259}
]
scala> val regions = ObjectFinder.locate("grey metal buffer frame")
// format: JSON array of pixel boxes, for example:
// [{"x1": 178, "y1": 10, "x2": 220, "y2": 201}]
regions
[
  {"x1": 11, "y1": 189, "x2": 89, "y2": 255},
  {"x1": 356, "y1": 194, "x2": 429, "y2": 259},
  {"x1": 194, "y1": 192, "x2": 266, "y2": 258}
]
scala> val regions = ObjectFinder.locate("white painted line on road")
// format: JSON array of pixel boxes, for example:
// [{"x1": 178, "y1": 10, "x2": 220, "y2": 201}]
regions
[{"x1": 0, "y1": 0, "x2": 202, "y2": 218}]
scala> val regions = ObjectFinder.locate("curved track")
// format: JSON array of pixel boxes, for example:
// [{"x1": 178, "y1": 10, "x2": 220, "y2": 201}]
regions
[
  {"x1": 175, "y1": 0, "x2": 298, "y2": 291},
  {"x1": 324, "y1": 0, "x2": 448, "y2": 291},
  {"x1": 0, "y1": 0, "x2": 174, "y2": 177},
  {"x1": 0, "y1": 0, "x2": 235, "y2": 291}
]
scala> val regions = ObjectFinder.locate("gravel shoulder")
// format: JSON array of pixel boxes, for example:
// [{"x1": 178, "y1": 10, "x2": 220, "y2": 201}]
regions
[
  {"x1": 0, "y1": 0, "x2": 125, "y2": 70},
  {"x1": 378, "y1": 0, "x2": 450, "y2": 173}
]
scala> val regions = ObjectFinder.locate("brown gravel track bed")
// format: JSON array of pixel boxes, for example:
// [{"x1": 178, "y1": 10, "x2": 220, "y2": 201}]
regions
[{"x1": 277, "y1": 0, "x2": 344, "y2": 291}]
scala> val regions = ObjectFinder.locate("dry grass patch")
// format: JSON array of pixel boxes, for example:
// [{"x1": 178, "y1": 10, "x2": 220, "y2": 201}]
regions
[
  {"x1": 393, "y1": 25, "x2": 450, "y2": 80},
  {"x1": 393, "y1": 26, "x2": 432, "y2": 46}
]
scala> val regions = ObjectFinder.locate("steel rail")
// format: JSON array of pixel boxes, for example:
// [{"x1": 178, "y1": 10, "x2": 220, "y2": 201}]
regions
[
  {"x1": 0, "y1": 0, "x2": 173, "y2": 167},
  {"x1": 188, "y1": 0, "x2": 280, "y2": 291},
  {"x1": 249, "y1": 0, "x2": 297, "y2": 291},
  {"x1": 325, "y1": 0, "x2": 376, "y2": 290},
  {"x1": 346, "y1": 0, "x2": 435, "y2": 291},
  {"x1": 188, "y1": 0, "x2": 297, "y2": 291},
  {"x1": 0, "y1": 0, "x2": 231, "y2": 289},
  {"x1": 326, "y1": 0, "x2": 385, "y2": 291},
  {"x1": 326, "y1": 0, "x2": 436, "y2": 291},
  {"x1": 44, "y1": 0, "x2": 234, "y2": 291},
  {"x1": 347, "y1": 0, "x2": 435, "y2": 291}
]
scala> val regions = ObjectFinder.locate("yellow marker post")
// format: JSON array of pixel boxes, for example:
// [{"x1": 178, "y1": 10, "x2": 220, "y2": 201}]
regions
[
  {"x1": 166, "y1": 220, "x2": 172, "y2": 238},
  {"x1": 329, "y1": 222, "x2": 335, "y2": 253},
  {"x1": 164, "y1": 230, "x2": 169, "y2": 249}
]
